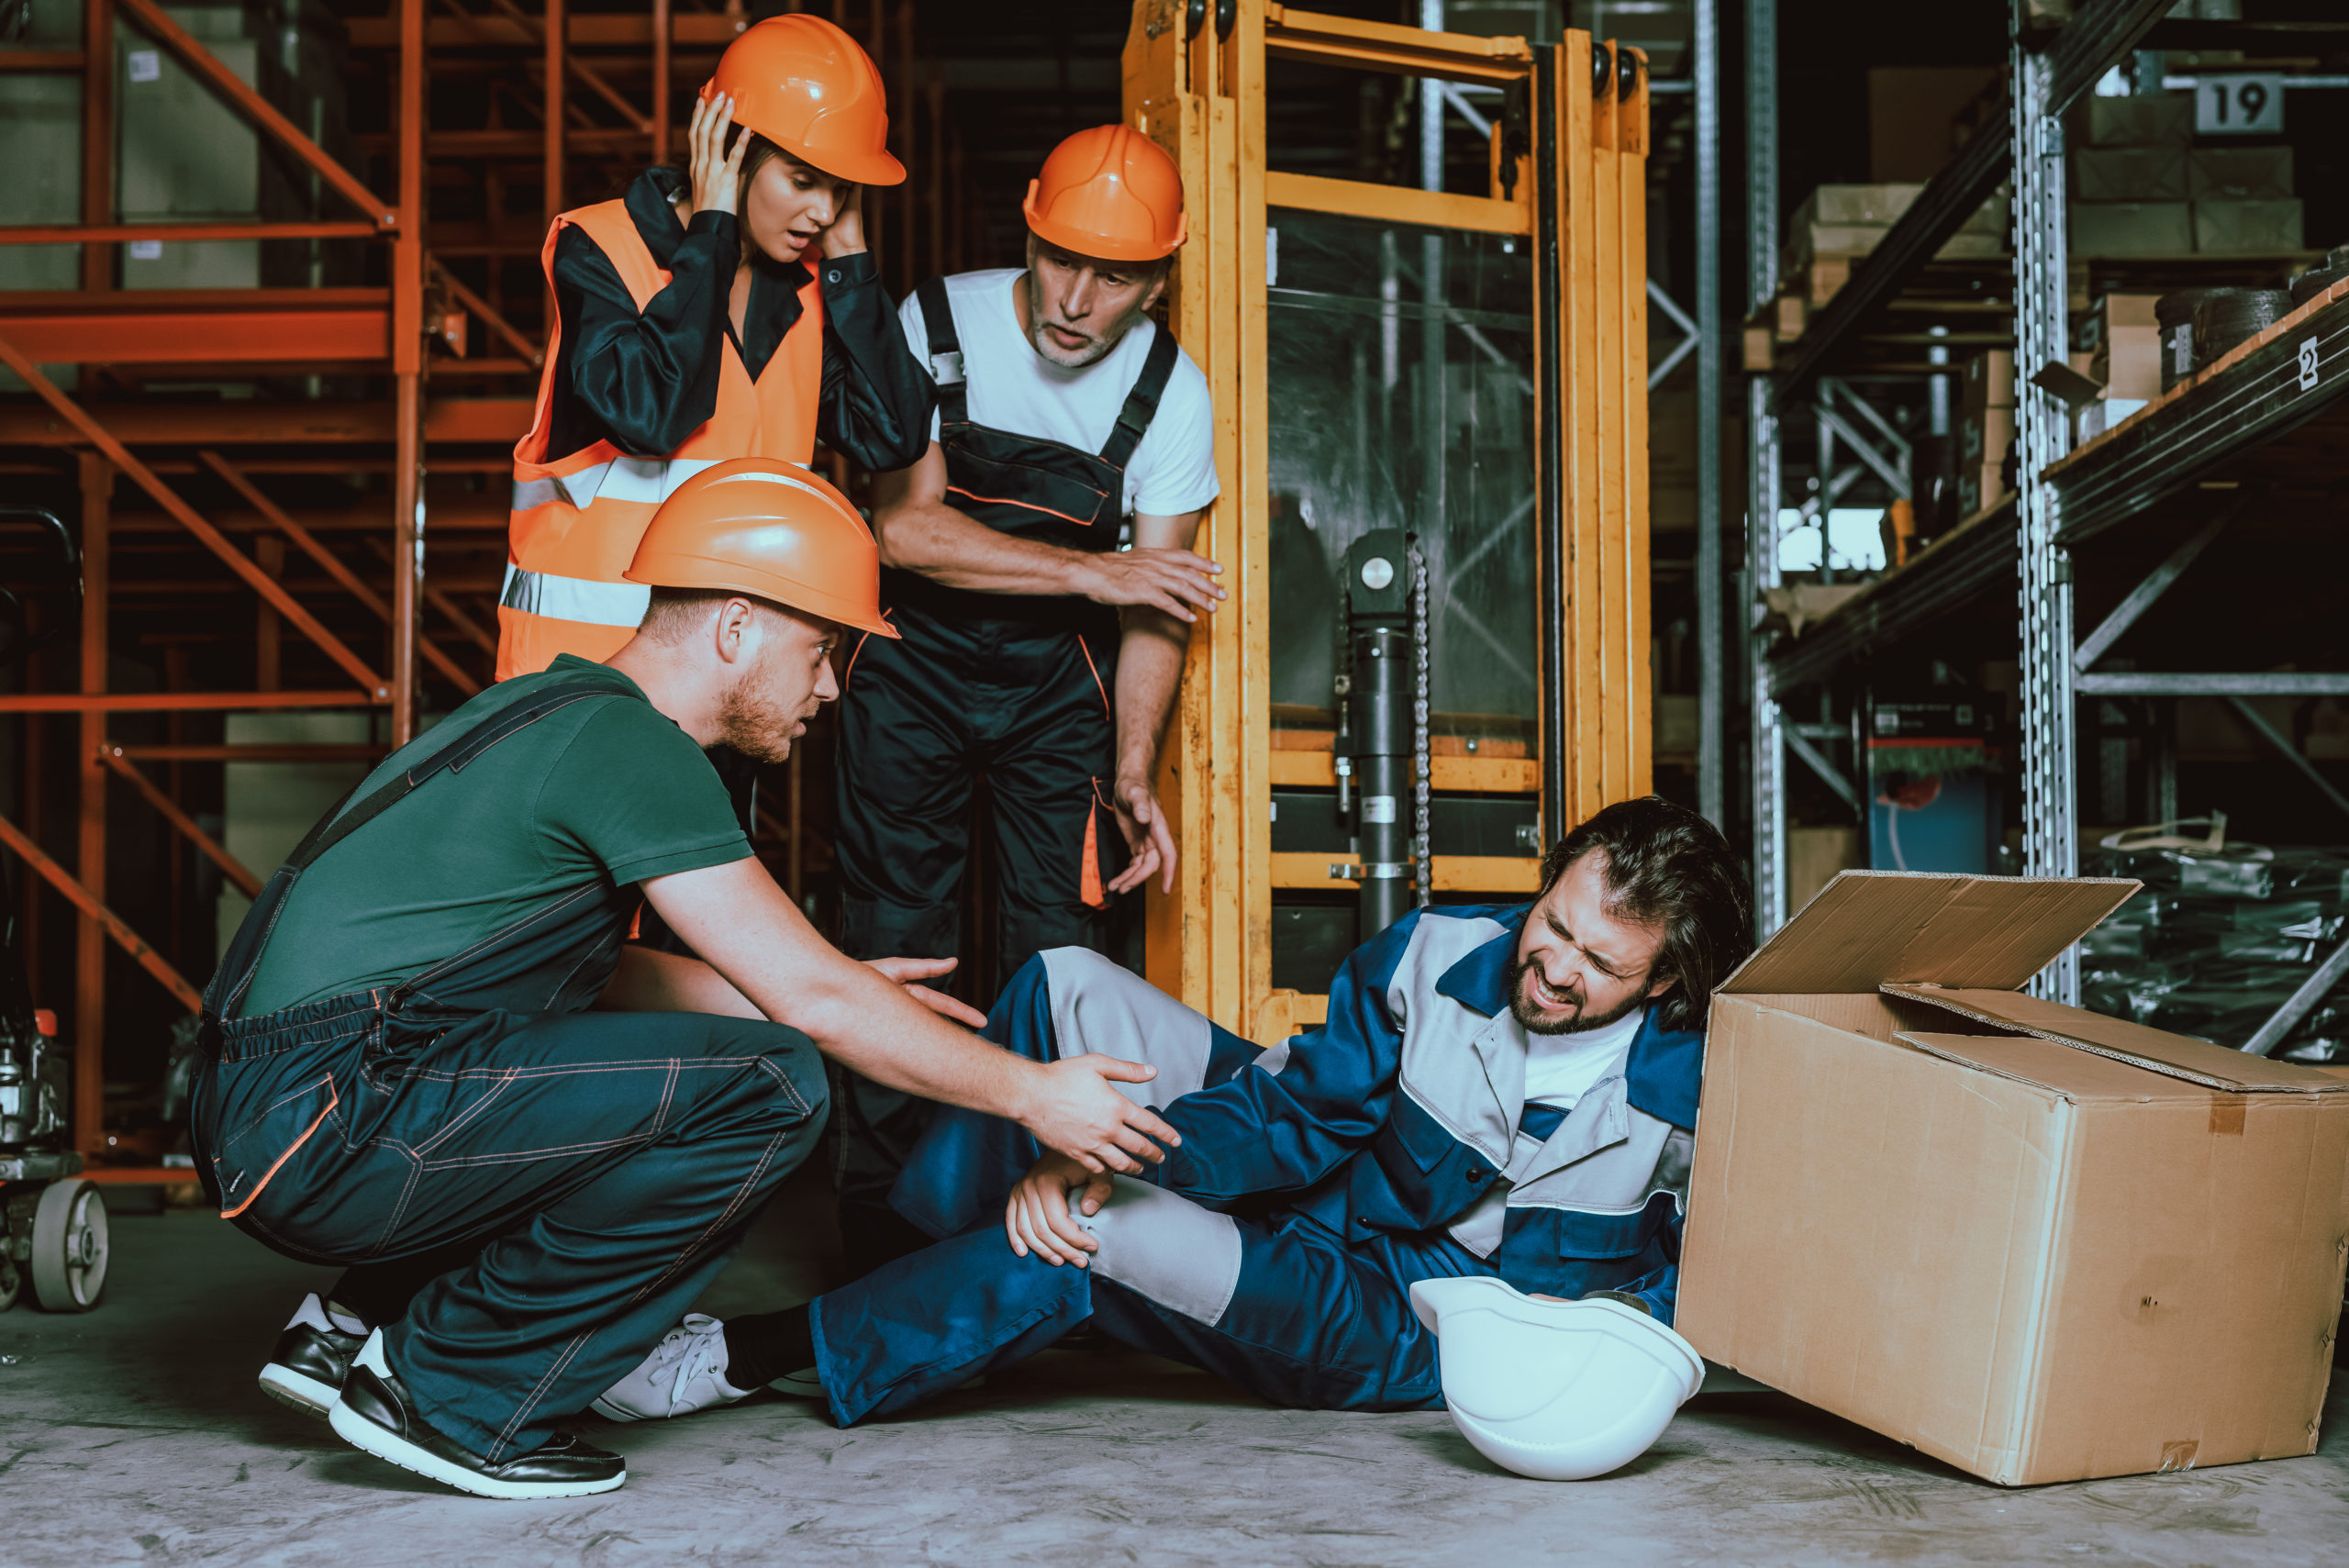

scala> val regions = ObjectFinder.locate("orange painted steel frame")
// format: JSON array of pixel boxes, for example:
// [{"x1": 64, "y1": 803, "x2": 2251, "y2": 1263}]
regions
[
  {"x1": 1122, "y1": 1, "x2": 1650, "y2": 1042},
  {"x1": 0, "y1": 3, "x2": 1006, "y2": 1164}
]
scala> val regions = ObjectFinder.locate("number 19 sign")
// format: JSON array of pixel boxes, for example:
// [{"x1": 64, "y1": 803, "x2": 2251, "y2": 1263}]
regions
[{"x1": 2195, "y1": 75, "x2": 2285, "y2": 137}]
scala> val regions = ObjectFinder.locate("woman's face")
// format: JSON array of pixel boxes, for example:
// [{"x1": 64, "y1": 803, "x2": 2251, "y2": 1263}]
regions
[{"x1": 740, "y1": 150, "x2": 849, "y2": 265}]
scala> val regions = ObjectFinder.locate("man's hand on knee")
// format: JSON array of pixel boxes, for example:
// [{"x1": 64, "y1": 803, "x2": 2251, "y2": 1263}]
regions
[
  {"x1": 1005, "y1": 1153, "x2": 1112, "y2": 1267},
  {"x1": 1016, "y1": 1054, "x2": 1180, "y2": 1176}
]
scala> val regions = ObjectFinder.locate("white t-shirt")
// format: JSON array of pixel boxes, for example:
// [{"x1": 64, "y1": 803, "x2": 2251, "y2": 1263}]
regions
[
  {"x1": 1522, "y1": 1006, "x2": 1645, "y2": 1110},
  {"x1": 897, "y1": 269, "x2": 1221, "y2": 519}
]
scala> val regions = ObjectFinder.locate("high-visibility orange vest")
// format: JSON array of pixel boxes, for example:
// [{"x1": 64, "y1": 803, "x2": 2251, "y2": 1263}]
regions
[{"x1": 501, "y1": 200, "x2": 823, "y2": 680}]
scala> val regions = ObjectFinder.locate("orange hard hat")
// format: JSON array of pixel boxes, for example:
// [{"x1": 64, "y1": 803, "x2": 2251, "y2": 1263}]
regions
[
  {"x1": 1022, "y1": 125, "x2": 1187, "y2": 263},
  {"x1": 702, "y1": 15, "x2": 904, "y2": 188},
  {"x1": 625, "y1": 459, "x2": 899, "y2": 639}
]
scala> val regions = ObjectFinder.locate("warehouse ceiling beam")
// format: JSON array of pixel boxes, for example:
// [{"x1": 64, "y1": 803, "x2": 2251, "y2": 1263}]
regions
[
  {"x1": 114, "y1": 0, "x2": 399, "y2": 230},
  {"x1": 0, "y1": 339, "x2": 393, "y2": 702}
]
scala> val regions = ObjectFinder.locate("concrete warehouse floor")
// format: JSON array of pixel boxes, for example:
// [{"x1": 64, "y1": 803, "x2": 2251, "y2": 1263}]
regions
[{"x1": 5, "y1": 1179, "x2": 2347, "y2": 1568}]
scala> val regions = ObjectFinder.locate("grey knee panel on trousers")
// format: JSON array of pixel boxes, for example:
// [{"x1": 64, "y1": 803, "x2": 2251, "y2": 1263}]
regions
[
  {"x1": 1041, "y1": 948, "x2": 1213, "y2": 1103},
  {"x1": 1077, "y1": 1175, "x2": 1243, "y2": 1327}
]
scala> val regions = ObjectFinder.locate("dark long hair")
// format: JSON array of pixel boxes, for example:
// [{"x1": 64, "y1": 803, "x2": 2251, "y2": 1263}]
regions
[{"x1": 1536, "y1": 795, "x2": 1753, "y2": 1032}]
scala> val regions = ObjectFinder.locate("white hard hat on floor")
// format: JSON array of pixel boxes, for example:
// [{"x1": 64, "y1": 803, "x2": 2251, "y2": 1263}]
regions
[{"x1": 1408, "y1": 1277, "x2": 1704, "y2": 1481}]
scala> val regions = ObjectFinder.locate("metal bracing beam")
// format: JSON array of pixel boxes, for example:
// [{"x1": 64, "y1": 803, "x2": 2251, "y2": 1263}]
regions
[
  {"x1": 95, "y1": 745, "x2": 264, "y2": 898},
  {"x1": 2242, "y1": 935, "x2": 2349, "y2": 1059},
  {"x1": 1648, "y1": 279, "x2": 1698, "y2": 389},
  {"x1": 0, "y1": 807, "x2": 204, "y2": 1016},
  {"x1": 2221, "y1": 697, "x2": 2349, "y2": 822},
  {"x1": 0, "y1": 339, "x2": 394, "y2": 700},
  {"x1": 1812, "y1": 404, "x2": 1907, "y2": 495},
  {"x1": 430, "y1": 258, "x2": 544, "y2": 367},
  {"x1": 1783, "y1": 726, "x2": 1860, "y2": 815},
  {"x1": 2072, "y1": 506, "x2": 2236, "y2": 672},
  {"x1": 2076, "y1": 673, "x2": 2349, "y2": 696},
  {"x1": 1822, "y1": 377, "x2": 1910, "y2": 469},
  {"x1": 115, "y1": 0, "x2": 395, "y2": 229}
]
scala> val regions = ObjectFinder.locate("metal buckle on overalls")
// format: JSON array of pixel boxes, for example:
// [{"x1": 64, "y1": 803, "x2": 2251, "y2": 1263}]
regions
[{"x1": 929, "y1": 350, "x2": 965, "y2": 385}]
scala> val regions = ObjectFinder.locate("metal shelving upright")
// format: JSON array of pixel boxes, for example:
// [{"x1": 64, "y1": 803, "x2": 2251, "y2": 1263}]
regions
[{"x1": 1742, "y1": 0, "x2": 2349, "y2": 1051}]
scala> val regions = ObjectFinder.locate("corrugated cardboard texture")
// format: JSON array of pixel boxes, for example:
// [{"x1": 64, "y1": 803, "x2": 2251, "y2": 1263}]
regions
[
  {"x1": 1884, "y1": 986, "x2": 2349, "y2": 1095},
  {"x1": 2021, "y1": 1090, "x2": 2347, "y2": 1482},
  {"x1": 1680, "y1": 1000, "x2": 2064, "y2": 1481},
  {"x1": 1684, "y1": 997, "x2": 2349, "y2": 1486},
  {"x1": 1720, "y1": 872, "x2": 2139, "y2": 996}
]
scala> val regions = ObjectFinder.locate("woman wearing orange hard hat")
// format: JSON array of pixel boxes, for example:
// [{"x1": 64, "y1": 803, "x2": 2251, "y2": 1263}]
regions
[{"x1": 501, "y1": 12, "x2": 932, "y2": 683}]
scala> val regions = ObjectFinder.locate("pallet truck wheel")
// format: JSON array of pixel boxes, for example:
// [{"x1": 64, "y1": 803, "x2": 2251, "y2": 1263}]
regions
[
  {"x1": 29, "y1": 1177, "x2": 108, "y2": 1312},
  {"x1": 0, "y1": 1254, "x2": 20, "y2": 1312}
]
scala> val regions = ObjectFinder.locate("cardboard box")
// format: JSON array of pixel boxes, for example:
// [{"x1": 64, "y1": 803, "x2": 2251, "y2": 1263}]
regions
[
  {"x1": 1782, "y1": 186, "x2": 2008, "y2": 275},
  {"x1": 1788, "y1": 826, "x2": 1863, "y2": 913},
  {"x1": 1679, "y1": 872, "x2": 2349, "y2": 1488},
  {"x1": 2081, "y1": 94, "x2": 2193, "y2": 150},
  {"x1": 2095, "y1": 326, "x2": 2162, "y2": 401},
  {"x1": 1961, "y1": 350, "x2": 2014, "y2": 414},
  {"x1": 1959, "y1": 406, "x2": 2014, "y2": 470},
  {"x1": 2071, "y1": 201, "x2": 2193, "y2": 258},
  {"x1": 2074, "y1": 145, "x2": 2188, "y2": 203},
  {"x1": 2191, "y1": 146, "x2": 2295, "y2": 201},
  {"x1": 1954, "y1": 461, "x2": 2005, "y2": 520},
  {"x1": 2194, "y1": 197, "x2": 2305, "y2": 255}
]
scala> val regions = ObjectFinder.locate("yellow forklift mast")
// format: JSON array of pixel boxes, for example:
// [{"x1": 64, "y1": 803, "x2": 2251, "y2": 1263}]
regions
[{"x1": 1125, "y1": 1, "x2": 1653, "y2": 1041}]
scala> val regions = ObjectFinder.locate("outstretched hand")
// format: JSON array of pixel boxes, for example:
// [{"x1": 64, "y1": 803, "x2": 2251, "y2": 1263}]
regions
[
  {"x1": 1107, "y1": 774, "x2": 1177, "y2": 895},
  {"x1": 1017, "y1": 1053, "x2": 1180, "y2": 1175},
  {"x1": 863, "y1": 955, "x2": 988, "y2": 1029}
]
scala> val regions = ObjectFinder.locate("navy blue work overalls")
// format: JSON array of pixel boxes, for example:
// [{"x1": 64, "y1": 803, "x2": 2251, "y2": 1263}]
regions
[
  {"x1": 191, "y1": 681, "x2": 827, "y2": 1462},
  {"x1": 826, "y1": 275, "x2": 1181, "y2": 1274}
]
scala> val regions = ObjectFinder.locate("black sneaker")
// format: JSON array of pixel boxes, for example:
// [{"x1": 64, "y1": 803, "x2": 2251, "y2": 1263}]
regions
[
  {"x1": 258, "y1": 1294, "x2": 366, "y2": 1418},
  {"x1": 328, "y1": 1330, "x2": 627, "y2": 1499}
]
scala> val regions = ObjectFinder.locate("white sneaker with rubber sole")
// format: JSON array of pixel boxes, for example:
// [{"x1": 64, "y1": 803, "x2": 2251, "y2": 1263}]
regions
[{"x1": 590, "y1": 1314, "x2": 755, "y2": 1422}]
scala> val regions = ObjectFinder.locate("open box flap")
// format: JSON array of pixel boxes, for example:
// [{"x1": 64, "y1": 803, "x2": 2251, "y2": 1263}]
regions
[
  {"x1": 1884, "y1": 985, "x2": 2349, "y2": 1095},
  {"x1": 1893, "y1": 1031, "x2": 2203, "y2": 1100},
  {"x1": 1717, "y1": 872, "x2": 2140, "y2": 996}
]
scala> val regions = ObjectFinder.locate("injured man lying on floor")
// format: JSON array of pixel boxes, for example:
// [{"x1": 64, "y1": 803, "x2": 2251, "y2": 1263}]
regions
[{"x1": 594, "y1": 795, "x2": 1753, "y2": 1427}]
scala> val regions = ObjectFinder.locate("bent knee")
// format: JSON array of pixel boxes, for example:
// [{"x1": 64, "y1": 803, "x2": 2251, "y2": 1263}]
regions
[{"x1": 1082, "y1": 1177, "x2": 1243, "y2": 1327}]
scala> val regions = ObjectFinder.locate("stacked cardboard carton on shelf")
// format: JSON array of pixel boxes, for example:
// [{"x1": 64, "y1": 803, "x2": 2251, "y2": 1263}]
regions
[
  {"x1": 1680, "y1": 872, "x2": 2349, "y2": 1487},
  {"x1": 1955, "y1": 350, "x2": 2013, "y2": 519},
  {"x1": 2073, "y1": 291, "x2": 2162, "y2": 440},
  {"x1": 2071, "y1": 94, "x2": 2302, "y2": 258},
  {"x1": 2080, "y1": 833, "x2": 2349, "y2": 1062},
  {"x1": 1766, "y1": 184, "x2": 2007, "y2": 339}
]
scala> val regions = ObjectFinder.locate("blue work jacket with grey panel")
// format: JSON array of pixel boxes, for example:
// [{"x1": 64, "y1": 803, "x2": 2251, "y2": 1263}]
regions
[
  {"x1": 1130, "y1": 902, "x2": 1697, "y2": 1317},
  {"x1": 821, "y1": 903, "x2": 1701, "y2": 1426}
]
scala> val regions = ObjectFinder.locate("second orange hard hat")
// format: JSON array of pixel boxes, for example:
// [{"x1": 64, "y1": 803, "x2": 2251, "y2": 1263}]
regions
[
  {"x1": 703, "y1": 15, "x2": 905, "y2": 188},
  {"x1": 1022, "y1": 125, "x2": 1187, "y2": 263},
  {"x1": 626, "y1": 459, "x2": 899, "y2": 639}
]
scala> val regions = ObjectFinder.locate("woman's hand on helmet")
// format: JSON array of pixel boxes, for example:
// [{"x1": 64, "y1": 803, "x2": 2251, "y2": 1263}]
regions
[{"x1": 687, "y1": 90, "x2": 751, "y2": 220}]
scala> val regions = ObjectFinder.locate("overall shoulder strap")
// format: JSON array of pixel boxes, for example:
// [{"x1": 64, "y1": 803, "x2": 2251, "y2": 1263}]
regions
[
  {"x1": 282, "y1": 681, "x2": 620, "y2": 877},
  {"x1": 915, "y1": 275, "x2": 967, "y2": 426},
  {"x1": 1097, "y1": 324, "x2": 1182, "y2": 472}
]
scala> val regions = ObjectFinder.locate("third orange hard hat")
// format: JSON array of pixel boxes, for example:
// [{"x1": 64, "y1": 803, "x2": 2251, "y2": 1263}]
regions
[
  {"x1": 625, "y1": 459, "x2": 898, "y2": 638},
  {"x1": 1022, "y1": 125, "x2": 1187, "y2": 263},
  {"x1": 703, "y1": 15, "x2": 905, "y2": 188}
]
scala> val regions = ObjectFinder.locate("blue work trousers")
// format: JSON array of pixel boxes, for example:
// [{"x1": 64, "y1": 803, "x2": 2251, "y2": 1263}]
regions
[{"x1": 811, "y1": 951, "x2": 1497, "y2": 1426}]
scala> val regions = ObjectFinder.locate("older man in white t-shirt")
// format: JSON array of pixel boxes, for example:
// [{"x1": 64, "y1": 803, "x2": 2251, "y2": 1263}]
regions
[{"x1": 829, "y1": 126, "x2": 1221, "y2": 1273}]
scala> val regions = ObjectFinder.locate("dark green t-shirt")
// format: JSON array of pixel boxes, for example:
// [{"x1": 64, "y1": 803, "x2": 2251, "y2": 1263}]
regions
[{"x1": 240, "y1": 656, "x2": 751, "y2": 1016}]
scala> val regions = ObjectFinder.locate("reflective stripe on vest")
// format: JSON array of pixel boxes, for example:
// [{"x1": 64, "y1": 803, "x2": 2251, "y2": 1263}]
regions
[
  {"x1": 501, "y1": 198, "x2": 823, "y2": 681},
  {"x1": 500, "y1": 562, "x2": 652, "y2": 628}
]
